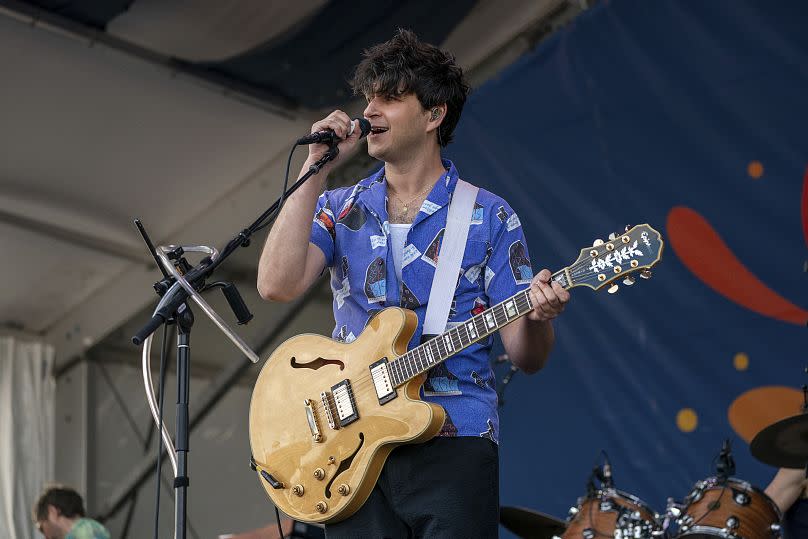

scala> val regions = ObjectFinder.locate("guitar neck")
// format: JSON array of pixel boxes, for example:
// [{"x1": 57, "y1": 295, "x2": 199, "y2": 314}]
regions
[{"x1": 387, "y1": 267, "x2": 572, "y2": 387}]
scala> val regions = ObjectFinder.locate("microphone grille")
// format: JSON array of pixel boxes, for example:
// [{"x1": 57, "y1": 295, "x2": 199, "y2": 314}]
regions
[{"x1": 355, "y1": 118, "x2": 371, "y2": 138}]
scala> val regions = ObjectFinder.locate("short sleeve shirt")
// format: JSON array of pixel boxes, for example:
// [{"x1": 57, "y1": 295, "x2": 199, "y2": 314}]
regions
[
  {"x1": 309, "y1": 159, "x2": 533, "y2": 443},
  {"x1": 66, "y1": 518, "x2": 110, "y2": 539}
]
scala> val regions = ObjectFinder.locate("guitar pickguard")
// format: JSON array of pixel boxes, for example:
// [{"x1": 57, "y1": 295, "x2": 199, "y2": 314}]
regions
[{"x1": 289, "y1": 356, "x2": 345, "y2": 371}]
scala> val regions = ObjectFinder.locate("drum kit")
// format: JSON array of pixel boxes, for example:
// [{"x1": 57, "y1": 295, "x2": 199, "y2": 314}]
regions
[{"x1": 500, "y1": 387, "x2": 808, "y2": 539}]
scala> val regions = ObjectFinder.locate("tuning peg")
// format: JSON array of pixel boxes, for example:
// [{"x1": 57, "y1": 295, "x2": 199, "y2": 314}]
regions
[
  {"x1": 640, "y1": 269, "x2": 652, "y2": 279},
  {"x1": 623, "y1": 275, "x2": 636, "y2": 286},
  {"x1": 608, "y1": 232, "x2": 618, "y2": 241},
  {"x1": 624, "y1": 224, "x2": 632, "y2": 232},
  {"x1": 607, "y1": 283, "x2": 619, "y2": 294},
  {"x1": 593, "y1": 239, "x2": 604, "y2": 247}
]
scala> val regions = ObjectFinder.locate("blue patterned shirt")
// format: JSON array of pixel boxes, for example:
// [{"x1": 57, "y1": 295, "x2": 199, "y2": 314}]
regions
[{"x1": 310, "y1": 159, "x2": 533, "y2": 442}]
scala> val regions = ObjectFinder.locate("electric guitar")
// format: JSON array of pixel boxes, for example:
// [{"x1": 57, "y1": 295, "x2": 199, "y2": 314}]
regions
[{"x1": 249, "y1": 224, "x2": 664, "y2": 524}]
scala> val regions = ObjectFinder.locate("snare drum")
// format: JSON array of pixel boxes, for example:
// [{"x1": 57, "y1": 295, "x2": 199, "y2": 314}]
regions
[
  {"x1": 563, "y1": 488, "x2": 663, "y2": 539},
  {"x1": 675, "y1": 477, "x2": 782, "y2": 539}
]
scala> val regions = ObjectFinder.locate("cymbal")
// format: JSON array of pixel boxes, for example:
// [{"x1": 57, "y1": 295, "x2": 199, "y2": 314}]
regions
[
  {"x1": 500, "y1": 506, "x2": 567, "y2": 539},
  {"x1": 750, "y1": 413, "x2": 808, "y2": 469}
]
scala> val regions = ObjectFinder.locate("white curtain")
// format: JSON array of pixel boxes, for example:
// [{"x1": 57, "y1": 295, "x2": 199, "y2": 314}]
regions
[{"x1": 0, "y1": 337, "x2": 55, "y2": 539}]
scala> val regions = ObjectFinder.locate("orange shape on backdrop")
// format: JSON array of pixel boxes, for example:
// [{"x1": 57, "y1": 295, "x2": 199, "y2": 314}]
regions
[
  {"x1": 677, "y1": 408, "x2": 699, "y2": 432},
  {"x1": 728, "y1": 386, "x2": 803, "y2": 443},
  {"x1": 747, "y1": 160, "x2": 764, "y2": 179},
  {"x1": 667, "y1": 206, "x2": 808, "y2": 325},
  {"x1": 733, "y1": 352, "x2": 749, "y2": 371}
]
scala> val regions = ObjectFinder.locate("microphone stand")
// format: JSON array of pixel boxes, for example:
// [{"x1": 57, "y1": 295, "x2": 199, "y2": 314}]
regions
[{"x1": 132, "y1": 142, "x2": 340, "y2": 539}]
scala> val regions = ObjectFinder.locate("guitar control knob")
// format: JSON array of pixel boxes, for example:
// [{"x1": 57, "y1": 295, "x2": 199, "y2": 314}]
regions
[
  {"x1": 640, "y1": 269, "x2": 652, "y2": 279},
  {"x1": 315, "y1": 501, "x2": 328, "y2": 514},
  {"x1": 292, "y1": 484, "x2": 304, "y2": 497},
  {"x1": 338, "y1": 484, "x2": 351, "y2": 495},
  {"x1": 313, "y1": 468, "x2": 325, "y2": 480}
]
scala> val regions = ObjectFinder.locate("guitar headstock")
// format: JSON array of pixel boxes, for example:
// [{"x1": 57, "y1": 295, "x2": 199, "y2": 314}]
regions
[{"x1": 560, "y1": 224, "x2": 664, "y2": 292}]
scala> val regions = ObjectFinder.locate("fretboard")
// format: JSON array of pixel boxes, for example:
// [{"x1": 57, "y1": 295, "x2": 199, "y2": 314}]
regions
[{"x1": 387, "y1": 267, "x2": 570, "y2": 386}]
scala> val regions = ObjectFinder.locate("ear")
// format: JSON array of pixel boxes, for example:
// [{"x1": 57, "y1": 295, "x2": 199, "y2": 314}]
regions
[
  {"x1": 47, "y1": 504, "x2": 59, "y2": 520},
  {"x1": 426, "y1": 104, "x2": 447, "y2": 132}
]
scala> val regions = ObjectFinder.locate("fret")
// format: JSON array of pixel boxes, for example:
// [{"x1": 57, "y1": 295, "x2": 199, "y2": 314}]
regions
[
  {"x1": 475, "y1": 315, "x2": 486, "y2": 338},
  {"x1": 391, "y1": 360, "x2": 401, "y2": 385},
  {"x1": 465, "y1": 320, "x2": 477, "y2": 342},
  {"x1": 392, "y1": 289, "x2": 544, "y2": 386},
  {"x1": 434, "y1": 338, "x2": 445, "y2": 360},
  {"x1": 484, "y1": 310, "x2": 497, "y2": 330},
  {"x1": 493, "y1": 305, "x2": 506, "y2": 327},
  {"x1": 450, "y1": 329, "x2": 460, "y2": 350}
]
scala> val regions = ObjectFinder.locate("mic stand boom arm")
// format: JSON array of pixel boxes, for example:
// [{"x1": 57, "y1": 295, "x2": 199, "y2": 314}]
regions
[{"x1": 131, "y1": 142, "x2": 339, "y2": 539}]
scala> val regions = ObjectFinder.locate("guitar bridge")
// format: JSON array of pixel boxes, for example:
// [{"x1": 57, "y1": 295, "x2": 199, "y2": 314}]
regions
[
  {"x1": 369, "y1": 358, "x2": 397, "y2": 405},
  {"x1": 320, "y1": 391, "x2": 339, "y2": 430},
  {"x1": 331, "y1": 379, "x2": 359, "y2": 427},
  {"x1": 303, "y1": 399, "x2": 323, "y2": 442}
]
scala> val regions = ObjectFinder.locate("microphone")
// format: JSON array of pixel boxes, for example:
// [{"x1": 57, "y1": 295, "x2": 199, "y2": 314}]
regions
[{"x1": 297, "y1": 118, "x2": 371, "y2": 145}]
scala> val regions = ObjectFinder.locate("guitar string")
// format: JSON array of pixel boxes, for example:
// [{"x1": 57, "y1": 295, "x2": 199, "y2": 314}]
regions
[
  {"x1": 305, "y1": 292, "x2": 536, "y2": 417},
  {"x1": 303, "y1": 259, "x2": 648, "y2": 418},
  {"x1": 304, "y1": 240, "x2": 658, "y2": 416}
]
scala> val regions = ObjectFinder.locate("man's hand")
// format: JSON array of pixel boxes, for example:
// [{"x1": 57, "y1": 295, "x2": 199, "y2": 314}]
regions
[
  {"x1": 306, "y1": 110, "x2": 364, "y2": 171},
  {"x1": 526, "y1": 269, "x2": 570, "y2": 322}
]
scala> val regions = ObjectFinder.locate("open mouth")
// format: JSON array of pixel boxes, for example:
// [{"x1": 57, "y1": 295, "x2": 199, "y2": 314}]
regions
[{"x1": 369, "y1": 126, "x2": 389, "y2": 136}]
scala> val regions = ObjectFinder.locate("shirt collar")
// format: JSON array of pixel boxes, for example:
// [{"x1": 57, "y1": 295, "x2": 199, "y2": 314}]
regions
[{"x1": 357, "y1": 159, "x2": 460, "y2": 226}]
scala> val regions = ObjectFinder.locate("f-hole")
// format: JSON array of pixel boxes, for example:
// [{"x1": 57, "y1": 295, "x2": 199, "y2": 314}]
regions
[
  {"x1": 324, "y1": 433, "x2": 365, "y2": 499},
  {"x1": 289, "y1": 356, "x2": 345, "y2": 370}
]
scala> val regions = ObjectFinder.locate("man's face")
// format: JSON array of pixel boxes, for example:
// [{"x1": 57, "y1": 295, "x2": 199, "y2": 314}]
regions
[
  {"x1": 362, "y1": 91, "x2": 433, "y2": 163},
  {"x1": 36, "y1": 506, "x2": 63, "y2": 539}
]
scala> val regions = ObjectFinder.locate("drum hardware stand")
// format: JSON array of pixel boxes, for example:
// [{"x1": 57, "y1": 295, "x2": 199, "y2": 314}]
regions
[
  {"x1": 491, "y1": 353, "x2": 518, "y2": 407},
  {"x1": 131, "y1": 142, "x2": 342, "y2": 539},
  {"x1": 715, "y1": 439, "x2": 735, "y2": 484}
]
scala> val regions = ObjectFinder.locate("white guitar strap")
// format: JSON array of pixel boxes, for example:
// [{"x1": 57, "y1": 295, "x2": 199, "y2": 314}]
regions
[{"x1": 422, "y1": 179, "x2": 479, "y2": 340}]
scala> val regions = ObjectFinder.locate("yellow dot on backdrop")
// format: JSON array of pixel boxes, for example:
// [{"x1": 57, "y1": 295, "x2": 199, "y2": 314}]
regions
[
  {"x1": 677, "y1": 408, "x2": 698, "y2": 432},
  {"x1": 734, "y1": 352, "x2": 749, "y2": 371},
  {"x1": 748, "y1": 160, "x2": 764, "y2": 179}
]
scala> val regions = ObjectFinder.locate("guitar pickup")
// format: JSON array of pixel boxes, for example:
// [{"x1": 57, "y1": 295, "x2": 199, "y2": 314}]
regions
[
  {"x1": 331, "y1": 379, "x2": 359, "y2": 427},
  {"x1": 369, "y1": 358, "x2": 397, "y2": 405}
]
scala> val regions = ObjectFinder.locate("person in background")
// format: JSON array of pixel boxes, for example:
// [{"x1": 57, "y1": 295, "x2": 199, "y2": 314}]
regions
[
  {"x1": 765, "y1": 467, "x2": 808, "y2": 538},
  {"x1": 33, "y1": 486, "x2": 110, "y2": 539}
]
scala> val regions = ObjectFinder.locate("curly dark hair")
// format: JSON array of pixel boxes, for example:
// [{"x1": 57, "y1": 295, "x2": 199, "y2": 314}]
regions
[
  {"x1": 33, "y1": 486, "x2": 85, "y2": 522},
  {"x1": 351, "y1": 28, "x2": 470, "y2": 147}
]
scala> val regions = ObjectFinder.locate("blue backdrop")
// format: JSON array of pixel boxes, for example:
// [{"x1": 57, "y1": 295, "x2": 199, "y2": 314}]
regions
[{"x1": 448, "y1": 0, "x2": 808, "y2": 530}]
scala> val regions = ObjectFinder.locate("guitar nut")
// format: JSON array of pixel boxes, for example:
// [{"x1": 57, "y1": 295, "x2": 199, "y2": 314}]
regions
[
  {"x1": 316, "y1": 501, "x2": 328, "y2": 513},
  {"x1": 313, "y1": 468, "x2": 325, "y2": 480},
  {"x1": 292, "y1": 485, "x2": 304, "y2": 497},
  {"x1": 338, "y1": 484, "x2": 350, "y2": 496}
]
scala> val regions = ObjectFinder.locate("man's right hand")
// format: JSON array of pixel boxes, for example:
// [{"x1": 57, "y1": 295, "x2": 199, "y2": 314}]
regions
[{"x1": 307, "y1": 110, "x2": 364, "y2": 171}]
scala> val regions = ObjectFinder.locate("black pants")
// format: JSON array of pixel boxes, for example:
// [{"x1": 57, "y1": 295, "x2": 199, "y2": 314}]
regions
[{"x1": 325, "y1": 437, "x2": 499, "y2": 539}]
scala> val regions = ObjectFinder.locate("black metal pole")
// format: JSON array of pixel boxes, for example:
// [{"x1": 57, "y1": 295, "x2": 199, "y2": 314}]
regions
[{"x1": 174, "y1": 306, "x2": 194, "y2": 539}]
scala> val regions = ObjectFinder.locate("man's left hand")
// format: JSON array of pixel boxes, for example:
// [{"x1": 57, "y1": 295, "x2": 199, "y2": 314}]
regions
[{"x1": 526, "y1": 269, "x2": 570, "y2": 322}]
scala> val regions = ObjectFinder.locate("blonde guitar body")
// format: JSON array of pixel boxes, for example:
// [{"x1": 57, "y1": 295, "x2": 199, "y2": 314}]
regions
[
  {"x1": 249, "y1": 307, "x2": 445, "y2": 524},
  {"x1": 249, "y1": 224, "x2": 664, "y2": 525}
]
